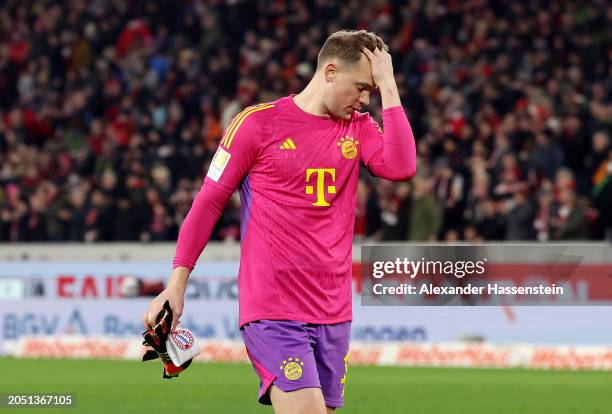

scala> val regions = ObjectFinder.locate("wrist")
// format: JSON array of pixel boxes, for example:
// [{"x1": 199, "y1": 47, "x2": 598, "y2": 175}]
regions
[
  {"x1": 168, "y1": 267, "x2": 190, "y2": 292},
  {"x1": 378, "y1": 80, "x2": 401, "y2": 109},
  {"x1": 167, "y1": 282, "x2": 187, "y2": 294},
  {"x1": 377, "y1": 77, "x2": 398, "y2": 93}
]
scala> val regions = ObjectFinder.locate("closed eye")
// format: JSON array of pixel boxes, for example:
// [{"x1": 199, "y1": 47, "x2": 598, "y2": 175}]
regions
[{"x1": 356, "y1": 82, "x2": 373, "y2": 92}]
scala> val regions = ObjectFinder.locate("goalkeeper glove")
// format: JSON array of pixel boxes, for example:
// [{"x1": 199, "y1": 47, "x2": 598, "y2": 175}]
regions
[{"x1": 142, "y1": 300, "x2": 199, "y2": 379}]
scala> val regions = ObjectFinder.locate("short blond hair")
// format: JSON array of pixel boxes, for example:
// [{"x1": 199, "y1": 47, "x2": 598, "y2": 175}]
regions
[{"x1": 317, "y1": 30, "x2": 388, "y2": 70}]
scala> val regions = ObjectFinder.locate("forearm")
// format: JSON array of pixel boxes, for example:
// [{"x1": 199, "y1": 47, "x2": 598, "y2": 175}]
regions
[
  {"x1": 367, "y1": 107, "x2": 417, "y2": 181},
  {"x1": 378, "y1": 78, "x2": 401, "y2": 109},
  {"x1": 172, "y1": 181, "x2": 232, "y2": 271},
  {"x1": 167, "y1": 266, "x2": 191, "y2": 292}
]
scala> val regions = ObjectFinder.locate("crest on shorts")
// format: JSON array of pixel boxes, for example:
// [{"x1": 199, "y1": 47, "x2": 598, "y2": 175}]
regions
[
  {"x1": 337, "y1": 136, "x2": 360, "y2": 160},
  {"x1": 280, "y1": 357, "x2": 304, "y2": 380}
]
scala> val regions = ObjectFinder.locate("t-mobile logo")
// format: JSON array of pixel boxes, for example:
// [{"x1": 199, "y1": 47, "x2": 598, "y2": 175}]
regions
[{"x1": 305, "y1": 168, "x2": 336, "y2": 207}]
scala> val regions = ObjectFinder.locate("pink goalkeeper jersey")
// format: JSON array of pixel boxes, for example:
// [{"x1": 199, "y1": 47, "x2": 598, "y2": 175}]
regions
[{"x1": 174, "y1": 95, "x2": 416, "y2": 326}]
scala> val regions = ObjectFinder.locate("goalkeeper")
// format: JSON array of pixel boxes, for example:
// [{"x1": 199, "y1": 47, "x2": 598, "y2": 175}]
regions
[{"x1": 143, "y1": 30, "x2": 416, "y2": 414}]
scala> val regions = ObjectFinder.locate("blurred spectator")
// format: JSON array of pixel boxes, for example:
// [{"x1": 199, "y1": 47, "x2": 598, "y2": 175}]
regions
[
  {"x1": 528, "y1": 132, "x2": 564, "y2": 181},
  {"x1": 432, "y1": 158, "x2": 464, "y2": 236},
  {"x1": 408, "y1": 175, "x2": 442, "y2": 241},
  {"x1": 587, "y1": 131, "x2": 611, "y2": 183},
  {"x1": 372, "y1": 180, "x2": 410, "y2": 241},
  {"x1": 476, "y1": 200, "x2": 504, "y2": 241},
  {"x1": 463, "y1": 225, "x2": 482, "y2": 243},
  {"x1": 592, "y1": 152, "x2": 612, "y2": 241},
  {"x1": 66, "y1": 186, "x2": 88, "y2": 241},
  {"x1": 551, "y1": 188, "x2": 589, "y2": 240},
  {"x1": 503, "y1": 192, "x2": 536, "y2": 240},
  {"x1": 533, "y1": 189, "x2": 554, "y2": 241}
]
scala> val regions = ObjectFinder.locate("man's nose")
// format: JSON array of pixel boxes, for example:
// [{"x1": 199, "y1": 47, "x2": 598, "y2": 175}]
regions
[{"x1": 359, "y1": 92, "x2": 370, "y2": 106}]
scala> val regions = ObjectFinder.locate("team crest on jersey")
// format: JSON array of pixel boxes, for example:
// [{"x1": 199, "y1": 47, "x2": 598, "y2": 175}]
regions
[
  {"x1": 280, "y1": 357, "x2": 304, "y2": 380},
  {"x1": 337, "y1": 136, "x2": 360, "y2": 160}
]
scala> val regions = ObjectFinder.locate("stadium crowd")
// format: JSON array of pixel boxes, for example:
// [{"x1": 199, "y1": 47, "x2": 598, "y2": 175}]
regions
[{"x1": 0, "y1": 0, "x2": 610, "y2": 242}]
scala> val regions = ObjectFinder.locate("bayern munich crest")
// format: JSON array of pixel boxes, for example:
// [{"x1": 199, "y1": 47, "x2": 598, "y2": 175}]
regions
[
  {"x1": 171, "y1": 329, "x2": 195, "y2": 350},
  {"x1": 337, "y1": 136, "x2": 360, "y2": 160},
  {"x1": 280, "y1": 357, "x2": 304, "y2": 380}
]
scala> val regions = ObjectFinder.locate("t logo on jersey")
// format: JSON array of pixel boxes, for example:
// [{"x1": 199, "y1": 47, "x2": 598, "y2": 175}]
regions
[{"x1": 305, "y1": 168, "x2": 336, "y2": 207}]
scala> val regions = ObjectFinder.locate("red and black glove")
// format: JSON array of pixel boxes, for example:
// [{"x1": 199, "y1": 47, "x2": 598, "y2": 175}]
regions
[{"x1": 142, "y1": 300, "x2": 193, "y2": 379}]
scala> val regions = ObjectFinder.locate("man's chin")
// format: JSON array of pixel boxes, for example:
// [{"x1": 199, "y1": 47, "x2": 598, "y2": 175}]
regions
[{"x1": 329, "y1": 108, "x2": 354, "y2": 120}]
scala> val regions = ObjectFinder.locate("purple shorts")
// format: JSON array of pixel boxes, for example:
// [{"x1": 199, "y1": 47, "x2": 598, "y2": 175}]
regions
[{"x1": 240, "y1": 320, "x2": 351, "y2": 408}]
